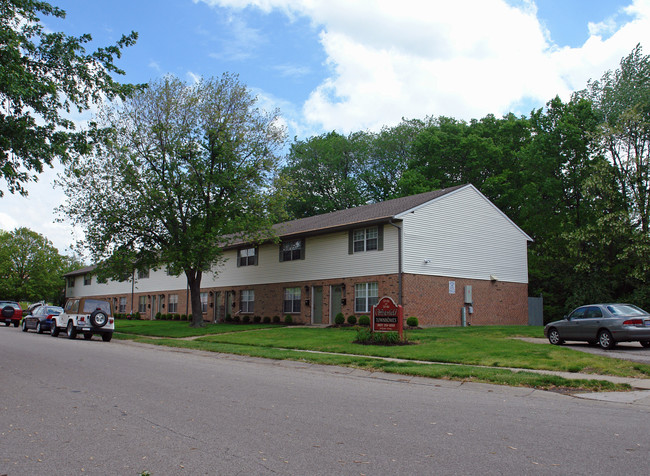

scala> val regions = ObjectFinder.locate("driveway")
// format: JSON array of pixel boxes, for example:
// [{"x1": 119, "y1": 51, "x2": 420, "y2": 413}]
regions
[{"x1": 521, "y1": 338, "x2": 650, "y2": 364}]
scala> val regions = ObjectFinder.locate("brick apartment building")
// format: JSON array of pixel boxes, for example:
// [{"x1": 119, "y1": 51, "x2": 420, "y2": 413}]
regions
[{"x1": 63, "y1": 184, "x2": 532, "y2": 326}]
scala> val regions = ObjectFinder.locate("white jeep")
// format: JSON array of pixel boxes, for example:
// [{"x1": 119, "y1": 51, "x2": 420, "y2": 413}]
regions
[{"x1": 52, "y1": 297, "x2": 114, "y2": 342}]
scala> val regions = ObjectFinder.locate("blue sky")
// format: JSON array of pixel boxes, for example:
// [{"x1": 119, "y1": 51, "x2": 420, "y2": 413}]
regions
[{"x1": 3, "y1": 0, "x2": 649, "y2": 253}]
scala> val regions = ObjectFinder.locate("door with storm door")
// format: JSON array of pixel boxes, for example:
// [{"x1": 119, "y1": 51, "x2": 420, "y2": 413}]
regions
[
  {"x1": 312, "y1": 286, "x2": 323, "y2": 324},
  {"x1": 330, "y1": 285, "x2": 342, "y2": 323}
]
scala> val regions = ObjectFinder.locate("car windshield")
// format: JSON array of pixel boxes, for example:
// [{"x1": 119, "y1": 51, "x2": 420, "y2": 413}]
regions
[
  {"x1": 606, "y1": 304, "x2": 648, "y2": 316},
  {"x1": 45, "y1": 307, "x2": 63, "y2": 315},
  {"x1": 82, "y1": 299, "x2": 111, "y2": 315}
]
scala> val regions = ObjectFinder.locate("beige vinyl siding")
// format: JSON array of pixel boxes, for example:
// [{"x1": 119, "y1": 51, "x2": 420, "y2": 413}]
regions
[
  {"x1": 69, "y1": 225, "x2": 399, "y2": 298},
  {"x1": 203, "y1": 226, "x2": 398, "y2": 287},
  {"x1": 67, "y1": 270, "x2": 188, "y2": 298},
  {"x1": 401, "y1": 186, "x2": 529, "y2": 283}
]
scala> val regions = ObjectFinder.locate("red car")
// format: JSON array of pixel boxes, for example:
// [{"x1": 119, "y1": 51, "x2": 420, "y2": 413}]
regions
[{"x1": 1, "y1": 301, "x2": 23, "y2": 327}]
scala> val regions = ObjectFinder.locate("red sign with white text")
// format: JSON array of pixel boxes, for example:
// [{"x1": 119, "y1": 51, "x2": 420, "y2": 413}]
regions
[{"x1": 371, "y1": 296, "x2": 403, "y2": 338}]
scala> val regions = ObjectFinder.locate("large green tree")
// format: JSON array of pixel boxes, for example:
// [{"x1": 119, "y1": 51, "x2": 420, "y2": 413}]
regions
[
  {"x1": 0, "y1": 0, "x2": 138, "y2": 196},
  {"x1": 277, "y1": 131, "x2": 367, "y2": 219},
  {"x1": 59, "y1": 74, "x2": 285, "y2": 327},
  {"x1": 357, "y1": 119, "x2": 427, "y2": 202},
  {"x1": 580, "y1": 44, "x2": 650, "y2": 233},
  {"x1": 0, "y1": 227, "x2": 78, "y2": 303},
  {"x1": 399, "y1": 114, "x2": 530, "y2": 220}
]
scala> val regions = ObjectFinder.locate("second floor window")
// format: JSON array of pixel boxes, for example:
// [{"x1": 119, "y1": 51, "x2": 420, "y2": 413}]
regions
[
  {"x1": 67, "y1": 277, "x2": 75, "y2": 288},
  {"x1": 138, "y1": 269, "x2": 149, "y2": 279},
  {"x1": 83, "y1": 274, "x2": 91, "y2": 286},
  {"x1": 238, "y1": 247, "x2": 257, "y2": 267},
  {"x1": 280, "y1": 239, "x2": 304, "y2": 262},
  {"x1": 353, "y1": 226, "x2": 378, "y2": 252}
]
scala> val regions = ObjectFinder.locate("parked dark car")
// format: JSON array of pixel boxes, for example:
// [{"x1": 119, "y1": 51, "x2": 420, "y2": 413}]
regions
[
  {"x1": 22, "y1": 305, "x2": 64, "y2": 334},
  {"x1": 544, "y1": 303, "x2": 650, "y2": 349},
  {"x1": 1, "y1": 301, "x2": 23, "y2": 327}
]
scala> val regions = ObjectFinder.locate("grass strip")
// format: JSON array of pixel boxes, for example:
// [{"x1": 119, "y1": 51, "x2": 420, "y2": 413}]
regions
[
  {"x1": 193, "y1": 327, "x2": 650, "y2": 378},
  {"x1": 114, "y1": 333, "x2": 631, "y2": 392}
]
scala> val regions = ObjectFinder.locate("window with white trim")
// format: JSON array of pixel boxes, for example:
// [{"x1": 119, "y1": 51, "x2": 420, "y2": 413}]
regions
[
  {"x1": 119, "y1": 297, "x2": 127, "y2": 313},
  {"x1": 200, "y1": 292, "x2": 208, "y2": 313},
  {"x1": 138, "y1": 296, "x2": 147, "y2": 313},
  {"x1": 83, "y1": 274, "x2": 91, "y2": 286},
  {"x1": 353, "y1": 227, "x2": 378, "y2": 252},
  {"x1": 240, "y1": 290, "x2": 254, "y2": 313},
  {"x1": 355, "y1": 282, "x2": 379, "y2": 313},
  {"x1": 238, "y1": 247, "x2": 257, "y2": 266},
  {"x1": 169, "y1": 294, "x2": 178, "y2": 313},
  {"x1": 280, "y1": 239, "x2": 304, "y2": 262},
  {"x1": 283, "y1": 287, "x2": 301, "y2": 313}
]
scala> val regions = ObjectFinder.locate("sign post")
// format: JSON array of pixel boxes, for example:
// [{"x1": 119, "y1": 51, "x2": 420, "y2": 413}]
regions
[{"x1": 371, "y1": 296, "x2": 403, "y2": 339}]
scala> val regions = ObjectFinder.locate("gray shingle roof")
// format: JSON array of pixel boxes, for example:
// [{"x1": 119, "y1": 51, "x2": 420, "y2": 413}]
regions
[
  {"x1": 64, "y1": 264, "x2": 97, "y2": 277},
  {"x1": 65, "y1": 185, "x2": 468, "y2": 274},
  {"x1": 268, "y1": 184, "x2": 466, "y2": 239}
]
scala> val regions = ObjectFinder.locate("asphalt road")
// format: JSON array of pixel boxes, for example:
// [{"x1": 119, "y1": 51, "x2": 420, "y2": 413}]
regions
[{"x1": 2, "y1": 326, "x2": 649, "y2": 475}]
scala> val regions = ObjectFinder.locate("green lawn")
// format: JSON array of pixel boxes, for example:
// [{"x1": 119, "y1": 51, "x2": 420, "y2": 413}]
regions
[
  {"x1": 114, "y1": 321, "x2": 650, "y2": 391},
  {"x1": 115, "y1": 319, "x2": 276, "y2": 337}
]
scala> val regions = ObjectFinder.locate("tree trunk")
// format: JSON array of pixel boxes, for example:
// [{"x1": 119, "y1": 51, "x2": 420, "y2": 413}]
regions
[{"x1": 186, "y1": 269, "x2": 204, "y2": 327}]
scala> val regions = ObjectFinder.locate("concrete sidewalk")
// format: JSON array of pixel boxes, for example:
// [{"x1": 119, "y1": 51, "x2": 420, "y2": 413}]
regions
[{"x1": 282, "y1": 348, "x2": 650, "y2": 405}]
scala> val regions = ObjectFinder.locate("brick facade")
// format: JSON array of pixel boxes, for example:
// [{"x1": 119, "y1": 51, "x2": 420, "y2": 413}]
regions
[
  {"x1": 402, "y1": 274, "x2": 528, "y2": 326},
  {"x1": 90, "y1": 272, "x2": 527, "y2": 327}
]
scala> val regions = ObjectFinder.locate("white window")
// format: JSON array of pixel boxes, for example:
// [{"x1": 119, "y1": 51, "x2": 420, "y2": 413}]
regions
[
  {"x1": 138, "y1": 269, "x2": 149, "y2": 279},
  {"x1": 240, "y1": 290, "x2": 254, "y2": 313},
  {"x1": 138, "y1": 296, "x2": 147, "y2": 313},
  {"x1": 283, "y1": 287, "x2": 301, "y2": 313},
  {"x1": 353, "y1": 227, "x2": 378, "y2": 252},
  {"x1": 83, "y1": 274, "x2": 91, "y2": 286},
  {"x1": 119, "y1": 297, "x2": 127, "y2": 313},
  {"x1": 200, "y1": 292, "x2": 208, "y2": 313},
  {"x1": 238, "y1": 247, "x2": 257, "y2": 266},
  {"x1": 67, "y1": 277, "x2": 75, "y2": 288},
  {"x1": 355, "y1": 282, "x2": 379, "y2": 313},
  {"x1": 169, "y1": 294, "x2": 178, "y2": 313}
]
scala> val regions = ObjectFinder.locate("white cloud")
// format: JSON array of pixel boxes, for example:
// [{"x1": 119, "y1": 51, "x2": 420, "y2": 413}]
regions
[
  {"x1": 0, "y1": 165, "x2": 81, "y2": 255},
  {"x1": 199, "y1": 0, "x2": 650, "y2": 131}
]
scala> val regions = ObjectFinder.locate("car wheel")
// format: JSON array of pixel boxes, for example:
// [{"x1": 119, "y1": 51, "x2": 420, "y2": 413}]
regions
[
  {"x1": 641, "y1": 341, "x2": 650, "y2": 348},
  {"x1": 598, "y1": 330, "x2": 616, "y2": 350},
  {"x1": 84, "y1": 333, "x2": 92, "y2": 340},
  {"x1": 90, "y1": 310, "x2": 108, "y2": 327},
  {"x1": 547, "y1": 328, "x2": 564, "y2": 345},
  {"x1": 102, "y1": 333, "x2": 112, "y2": 342},
  {"x1": 4, "y1": 322, "x2": 9, "y2": 327},
  {"x1": 66, "y1": 321, "x2": 77, "y2": 340},
  {"x1": 36, "y1": 322, "x2": 43, "y2": 334},
  {"x1": 2, "y1": 305, "x2": 14, "y2": 319},
  {"x1": 51, "y1": 321, "x2": 59, "y2": 337},
  {"x1": 22, "y1": 320, "x2": 28, "y2": 332}
]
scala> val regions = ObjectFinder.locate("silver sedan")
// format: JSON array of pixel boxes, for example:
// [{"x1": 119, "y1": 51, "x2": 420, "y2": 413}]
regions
[{"x1": 544, "y1": 303, "x2": 650, "y2": 350}]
